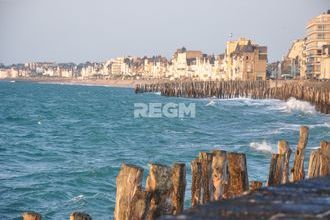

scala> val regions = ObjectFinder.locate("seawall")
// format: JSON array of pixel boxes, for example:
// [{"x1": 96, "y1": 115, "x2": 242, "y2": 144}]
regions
[{"x1": 135, "y1": 80, "x2": 330, "y2": 114}]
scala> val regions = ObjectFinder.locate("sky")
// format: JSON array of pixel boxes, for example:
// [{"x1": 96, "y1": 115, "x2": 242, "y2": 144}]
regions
[{"x1": 0, "y1": 0, "x2": 328, "y2": 64}]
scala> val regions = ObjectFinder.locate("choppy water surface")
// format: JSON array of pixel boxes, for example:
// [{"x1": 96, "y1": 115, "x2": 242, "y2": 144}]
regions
[{"x1": 0, "y1": 81, "x2": 329, "y2": 219}]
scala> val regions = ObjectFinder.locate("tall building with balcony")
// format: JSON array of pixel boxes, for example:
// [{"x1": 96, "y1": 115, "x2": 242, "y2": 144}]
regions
[
  {"x1": 306, "y1": 10, "x2": 330, "y2": 78},
  {"x1": 320, "y1": 45, "x2": 330, "y2": 79}
]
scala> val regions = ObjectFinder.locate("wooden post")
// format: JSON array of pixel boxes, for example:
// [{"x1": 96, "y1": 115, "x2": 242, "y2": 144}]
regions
[
  {"x1": 225, "y1": 152, "x2": 249, "y2": 198},
  {"x1": 22, "y1": 212, "x2": 42, "y2": 220},
  {"x1": 171, "y1": 163, "x2": 186, "y2": 214},
  {"x1": 308, "y1": 149, "x2": 321, "y2": 178},
  {"x1": 114, "y1": 163, "x2": 148, "y2": 220},
  {"x1": 198, "y1": 152, "x2": 213, "y2": 204},
  {"x1": 268, "y1": 154, "x2": 283, "y2": 186},
  {"x1": 70, "y1": 212, "x2": 92, "y2": 220},
  {"x1": 319, "y1": 140, "x2": 330, "y2": 176},
  {"x1": 249, "y1": 181, "x2": 263, "y2": 191},
  {"x1": 309, "y1": 141, "x2": 330, "y2": 178},
  {"x1": 211, "y1": 150, "x2": 228, "y2": 201},
  {"x1": 190, "y1": 158, "x2": 201, "y2": 208},
  {"x1": 291, "y1": 126, "x2": 309, "y2": 182},
  {"x1": 268, "y1": 140, "x2": 291, "y2": 186},
  {"x1": 280, "y1": 140, "x2": 292, "y2": 184},
  {"x1": 130, "y1": 190, "x2": 150, "y2": 220},
  {"x1": 145, "y1": 163, "x2": 173, "y2": 220}
]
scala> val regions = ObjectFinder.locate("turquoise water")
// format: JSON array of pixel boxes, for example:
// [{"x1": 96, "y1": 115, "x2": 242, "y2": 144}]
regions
[{"x1": 0, "y1": 81, "x2": 329, "y2": 219}]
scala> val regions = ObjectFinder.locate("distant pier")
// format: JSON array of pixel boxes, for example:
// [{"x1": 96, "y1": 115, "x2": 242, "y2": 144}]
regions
[{"x1": 135, "y1": 80, "x2": 330, "y2": 114}]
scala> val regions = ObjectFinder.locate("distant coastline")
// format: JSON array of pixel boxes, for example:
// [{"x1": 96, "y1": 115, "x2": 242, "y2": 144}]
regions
[{"x1": 0, "y1": 77, "x2": 165, "y2": 88}]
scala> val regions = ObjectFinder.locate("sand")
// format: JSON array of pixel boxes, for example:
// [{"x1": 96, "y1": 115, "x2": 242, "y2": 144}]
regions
[{"x1": 1, "y1": 77, "x2": 166, "y2": 88}]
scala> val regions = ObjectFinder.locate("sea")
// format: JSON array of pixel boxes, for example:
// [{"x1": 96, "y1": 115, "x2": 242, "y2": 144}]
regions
[{"x1": 0, "y1": 80, "x2": 329, "y2": 219}]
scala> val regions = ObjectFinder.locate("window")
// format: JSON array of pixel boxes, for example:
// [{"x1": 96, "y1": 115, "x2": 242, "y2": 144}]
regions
[
  {"x1": 317, "y1": 33, "x2": 325, "y2": 39},
  {"x1": 247, "y1": 64, "x2": 252, "y2": 72}
]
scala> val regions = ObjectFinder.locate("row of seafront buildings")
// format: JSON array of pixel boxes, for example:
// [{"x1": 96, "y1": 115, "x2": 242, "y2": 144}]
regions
[
  {"x1": 0, "y1": 38, "x2": 268, "y2": 81},
  {"x1": 270, "y1": 10, "x2": 330, "y2": 79},
  {"x1": 1, "y1": 11, "x2": 329, "y2": 81}
]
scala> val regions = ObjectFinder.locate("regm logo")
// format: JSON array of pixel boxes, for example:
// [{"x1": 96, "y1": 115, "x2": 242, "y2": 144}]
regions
[{"x1": 134, "y1": 103, "x2": 196, "y2": 118}]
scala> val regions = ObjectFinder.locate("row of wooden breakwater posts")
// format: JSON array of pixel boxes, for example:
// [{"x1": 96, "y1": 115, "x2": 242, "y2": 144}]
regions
[
  {"x1": 135, "y1": 80, "x2": 330, "y2": 114},
  {"x1": 22, "y1": 126, "x2": 330, "y2": 220}
]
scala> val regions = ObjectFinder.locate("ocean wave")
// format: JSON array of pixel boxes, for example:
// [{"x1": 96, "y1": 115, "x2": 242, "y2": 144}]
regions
[
  {"x1": 206, "y1": 100, "x2": 216, "y2": 106},
  {"x1": 249, "y1": 141, "x2": 275, "y2": 153},
  {"x1": 310, "y1": 146, "x2": 320, "y2": 150},
  {"x1": 283, "y1": 97, "x2": 316, "y2": 114},
  {"x1": 217, "y1": 97, "x2": 280, "y2": 108},
  {"x1": 309, "y1": 122, "x2": 330, "y2": 129},
  {"x1": 274, "y1": 122, "x2": 330, "y2": 132},
  {"x1": 275, "y1": 123, "x2": 301, "y2": 131},
  {"x1": 69, "y1": 194, "x2": 85, "y2": 202}
]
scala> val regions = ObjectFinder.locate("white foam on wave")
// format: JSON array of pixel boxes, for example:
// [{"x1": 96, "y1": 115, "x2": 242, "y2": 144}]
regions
[
  {"x1": 215, "y1": 97, "x2": 280, "y2": 108},
  {"x1": 311, "y1": 146, "x2": 321, "y2": 150},
  {"x1": 249, "y1": 141, "x2": 275, "y2": 153},
  {"x1": 275, "y1": 123, "x2": 301, "y2": 131},
  {"x1": 309, "y1": 122, "x2": 330, "y2": 129},
  {"x1": 153, "y1": 92, "x2": 161, "y2": 95},
  {"x1": 206, "y1": 100, "x2": 216, "y2": 106},
  {"x1": 70, "y1": 194, "x2": 85, "y2": 202},
  {"x1": 283, "y1": 97, "x2": 316, "y2": 114}
]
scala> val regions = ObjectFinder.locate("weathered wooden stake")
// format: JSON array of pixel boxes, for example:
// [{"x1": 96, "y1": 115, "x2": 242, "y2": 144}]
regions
[
  {"x1": 211, "y1": 150, "x2": 228, "y2": 201},
  {"x1": 70, "y1": 212, "x2": 92, "y2": 220},
  {"x1": 249, "y1": 181, "x2": 263, "y2": 191},
  {"x1": 309, "y1": 141, "x2": 330, "y2": 178},
  {"x1": 145, "y1": 164, "x2": 173, "y2": 220},
  {"x1": 171, "y1": 163, "x2": 186, "y2": 214},
  {"x1": 268, "y1": 140, "x2": 291, "y2": 186},
  {"x1": 280, "y1": 140, "x2": 292, "y2": 184},
  {"x1": 319, "y1": 140, "x2": 330, "y2": 176},
  {"x1": 130, "y1": 189, "x2": 151, "y2": 220},
  {"x1": 291, "y1": 126, "x2": 309, "y2": 182},
  {"x1": 225, "y1": 152, "x2": 249, "y2": 198},
  {"x1": 308, "y1": 149, "x2": 321, "y2": 178},
  {"x1": 268, "y1": 153, "x2": 282, "y2": 186},
  {"x1": 190, "y1": 158, "x2": 201, "y2": 208},
  {"x1": 198, "y1": 152, "x2": 213, "y2": 204},
  {"x1": 114, "y1": 163, "x2": 148, "y2": 220},
  {"x1": 22, "y1": 212, "x2": 42, "y2": 220}
]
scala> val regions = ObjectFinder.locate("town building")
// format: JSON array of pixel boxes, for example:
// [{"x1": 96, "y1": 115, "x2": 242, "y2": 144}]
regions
[
  {"x1": 223, "y1": 38, "x2": 267, "y2": 80},
  {"x1": 166, "y1": 48, "x2": 226, "y2": 80},
  {"x1": 143, "y1": 56, "x2": 168, "y2": 79},
  {"x1": 320, "y1": 45, "x2": 330, "y2": 79},
  {"x1": 109, "y1": 57, "x2": 134, "y2": 77},
  {"x1": 267, "y1": 61, "x2": 281, "y2": 79},
  {"x1": 306, "y1": 10, "x2": 330, "y2": 78},
  {"x1": 0, "y1": 68, "x2": 18, "y2": 78},
  {"x1": 285, "y1": 39, "x2": 307, "y2": 78},
  {"x1": 167, "y1": 47, "x2": 204, "y2": 79}
]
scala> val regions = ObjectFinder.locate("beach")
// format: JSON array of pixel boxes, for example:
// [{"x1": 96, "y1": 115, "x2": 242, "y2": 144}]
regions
[{"x1": 0, "y1": 77, "x2": 165, "y2": 88}]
